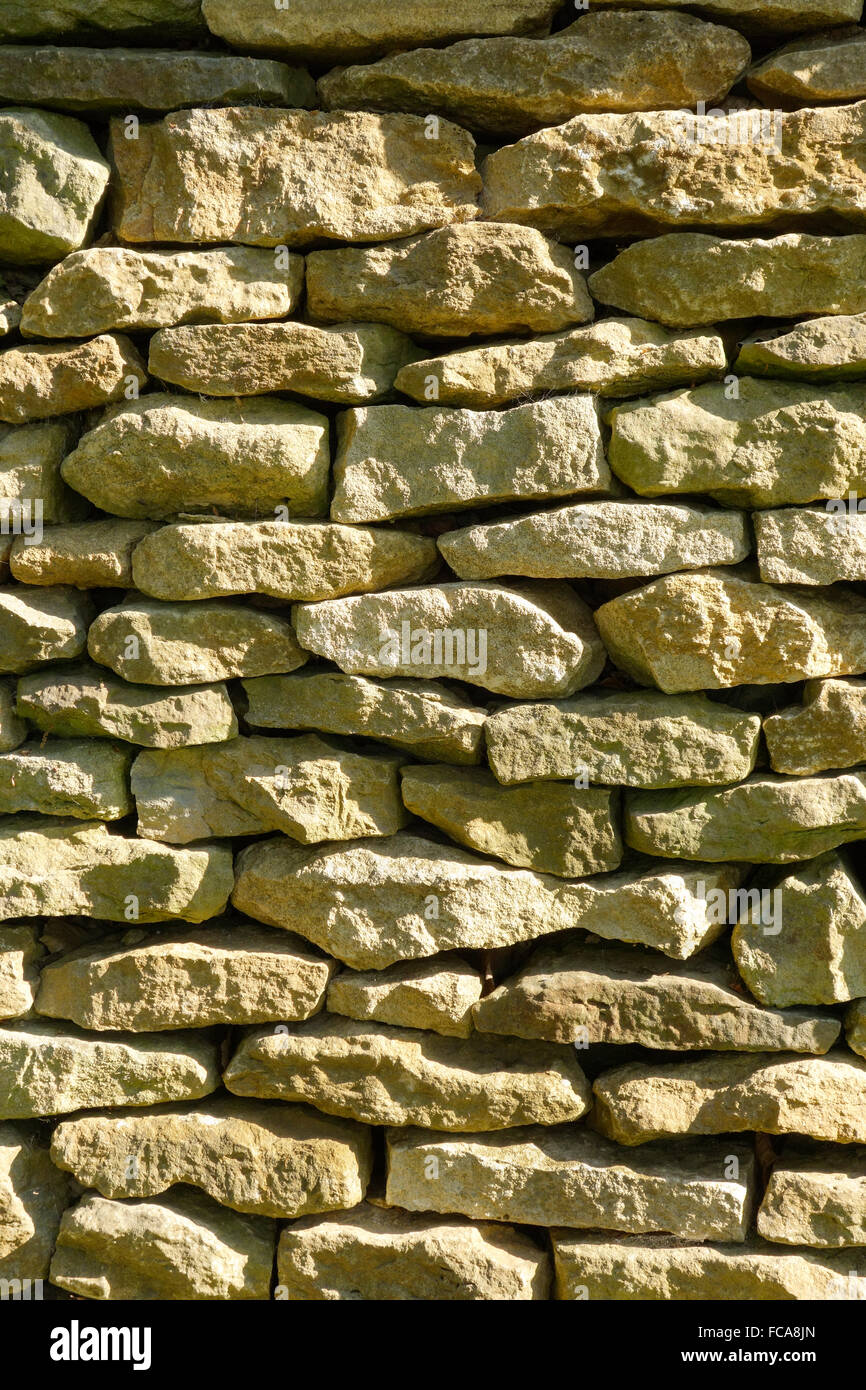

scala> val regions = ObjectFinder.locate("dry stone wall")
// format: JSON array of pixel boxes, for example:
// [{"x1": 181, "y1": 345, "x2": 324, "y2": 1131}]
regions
[{"x1": 2, "y1": 0, "x2": 866, "y2": 1303}]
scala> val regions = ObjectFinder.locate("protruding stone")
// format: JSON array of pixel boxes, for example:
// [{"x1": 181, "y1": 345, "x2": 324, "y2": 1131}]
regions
[
  {"x1": 0, "y1": 739, "x2": 132, "y2": 820},
  {"x1": 764, "y1": 679, "x2": 866, "y2": 776},
  {"x1": 225, "y1": 1014, "x2": 591, "y2": 1131},
  {"x1": 486, "y1": 690, "x2": 760, "y2": 789},
  {"x1": 0, "y1": 418, "x2": 85, "y2": 525},
  {"x1": 749, "y1": 28, "x2": 866, "y2": 106},
  {"x1": 0, "y1": 1121, "x2": 69, "y2": 1281},
  {"x1": 755, "y1": 505, "x2": 866, "y2": 584},
  {"x1": 0, "y1": 925, "x2": 41, "y2": 1019},
  {"x1": 735, "y1": 313, "x2": 866, "y2": 380},
  {"x1": 758, "y1": 1142, "x2": 866, "y2": 1248},
  {"x1": 587, "y1": 0, "x2": 862, "y2": 35},
  {"x1": 0, "y1": 1, "x2": 205, "y2": 41},
  {"x1": 0, "y1": 334, "x2": 147, "y2": 423},
  {"x1": 327, "y1": 956, "x2": 482, "y2": 1038},
  {"x1": 110, "y1": 108, "x2": 480, "y2": 247},
  {"x1": 0, "y1": 585, "x2": 90, "y2": 674},
  {"x1": 10, "y1": 520, "x2": 156, "y2": 588},
  {"x1": 0, "y1": 108, "x2": 109, "y2": 263}
]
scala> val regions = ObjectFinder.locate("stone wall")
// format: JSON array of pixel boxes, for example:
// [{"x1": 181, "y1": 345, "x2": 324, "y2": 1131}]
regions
[{"x1": 2, "y1": 0, "x2": 866, "y2": 1302}]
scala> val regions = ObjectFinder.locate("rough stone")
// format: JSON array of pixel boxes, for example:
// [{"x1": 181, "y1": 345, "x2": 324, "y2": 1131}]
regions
[
  {"x1": 10, "y1": 519, "x2": 156, "y2": 588},
  {"x1": 0, "y1": 1121, "x2": 69, "y2": 1281},
  {"x1": 485, "y1": 690, "x2": 760, "y2": 789},
  {"x1": 21, "y1": 245, "x2": 304, "y2": 339},
  {"x1": 758, "y1": 1142, "x2": 866, "y2": 1248},
  {"x1": 88, "y1": 599, "x2": 308, "y2": 686},
  {"x1": 0, "y1": 334, "x2": 147, "y2": 424},
  {"x1": 293, "y1": 581, "x2": 606, "y2": 699},
  {"x1": 327, "y1": 956, "x2": 482, "y2": 1039},
  {"x1": 593, "y1": 1049, "x2": 866, "y2": 1145},
  {"x1": 0, "y1": 817, "x2": 233, "y2": 923},
  {"x1": 386, "y1": 1128, "x2": 756, "y2": 1241},
  {"x1": 243, "y1": 671, "x2": 486, "y2": 765},
  {"x1": 749, "y1": 28, "x2": 866, "y2": 106},
  {"x1": 36, "y1": 923, "x2": 335, "y2": 1031},
  {"x1": 0, "y1": 738, "x2": 132, "y2": 819},
  {"x1": 17, "y1": 661, "x2": 237, "y2": 748},
  {"x1": 0, "y1": 924, "x2": 41, "y2": 1019},
  {"x1": 474, "y1": 940, "x2": 841, "y2": 1052},
  {"x1": 587, "y1": 1, "x2": 862, "y2": 35},
  {"x1": 306, "y1": 224, "x2": 591, "y2": 337},
  {"x1": 0, "y1": 418, "x2": 85, "y2": 525},
  {"x1": 0, "y1": 301, "x2": 18, "y2": 337},
  {"x1": 131, "y1": 735, "x2": 406, "y2": 845},
  {"x1": 110, "y1": 108, "x2": 480, "y2": 247},
  {"x1": 332, "y1": 397, "x2": 609, "y2": 524},
  {"x1": 764, "y1": 679, "x2": 866, "y2": 776},
  {"x1": 0, "y1": 108, "x2": 109, "y2": 263},
  {"x1": 735, "y1": 313, "x2": 866, "y2": 380},
  {"x1": 51, "y1": 1189, "x2": 275, "y2": 1301},
  {"x1": 625, "y1": 772, "x2": 866, "y2": 864},
  {"x1": 51, "y1": 1097, "x2": 372, "y2": 1219},
  {"x1": 395, "y1": 321, "x2": 728, "y2": 407},
  {"x1": 0, "y1": 1, "x2": 205, "y2": 41},
  {"x1": 61, "y1": 393, "x2": 330, "y2": 520},
  {"x1": 225, "y1": 1014, "x2": 590, "y2": 1131},
  {"x1": 755, "y1": 505, "x2": 866, "y2": 584},
  {"x1": 439, "y1": 500, "x2": 749, "y2": 581},
  {"x1": 0, "y1": 585, "x2": 90, "y2": 674},
  {"x1": 400, "y1": 765, "x2": 622, "y2": 878},
  {"x1": 149, "y1": 322, "x2": 418, "y2": 404},
  {"x1": 0, "y1": 678, "x2": 24, "y2": 751},
  {"x1": 0, "y1": 1018, "x2": 220, "y2": 1119},
  {"x1": 847, "y1": 999, "x2": 866, "y2": 1058},
  {"x1": 131, "y1": 520, "x2": 438, "y2": 603},
  {"x1": 595, "y1": 570, "x2": 866, "y2": 692}
]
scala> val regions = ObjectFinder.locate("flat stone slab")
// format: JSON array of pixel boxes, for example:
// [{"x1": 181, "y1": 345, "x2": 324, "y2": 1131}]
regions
[
  {"x1": 386, "y1": 1128, "x2": 756, "y2": 1241},
  {"x1": 130, "y1": 519, "x2": 437, "y2": 603},
  {"x1": 758, "y1": 1142, "x2": 866, "y2": 1247},
  {"x1": 0, "y1": 108, "x2": 109, "y2": 263},
  {"x1": 331, "y1": 396, "x2": 610, "y2": 524},
  {"x1": 61, "y1": 393, "x2": 330, "y2": 520},
  {"x1": 51, "y1": 1189, "x2": 275, "y2": 1301},
  {"x1": 17, "y1": 661, "x2": 237, "y2": 748},
  {"x1": 293, "y1": 581, "x2": 606, "y2": 699},
  {"x1": 0, "y1": 925, "x2": 41, "y2": 1019},
  {"x1": 10, "y1": 520, "x2": 156, "y2": 588},
  {"x1": 625, "y1": 772, "x2": 866, "y2": 864},
  {"x1": 592, "y1": 1050, "x2": 866, "y2": 1145},
  {"x1": 0, "y1": 738, "x2": 132, "y2": 819},
  {"x1": 735, "y1": 313, "x2": 866, "y2": 381},
  {"x1": 225, "y1": 1014, "x2": 591, "y2": 1130},
  {"x1": 474, "y1": 940, "x2": 841, "y2": 1052},
  {"x1": 110, "y1": 108, "x2": 480, "y2": 247},
  {"x1": 0, "y1": 1019, "x2": 220, "y2": 1119},
  {"x1": 586, "y1": 0, "x2": 862, "y2": 35},
  {"x1": 400, "y1": 765, "x2": 622, "y2": 878},
  {"x1": 755, "y1": 505, "x2": 866, "y2": 584},
  {"x1": 764, "y1": 679, "x2": 866, "y2": 776},
  {"x1": 21, "y1": 245, "x2": 304, "y2": 339},
  {"x1": 485, "y1": 690, "x2": 760, "y2": 789},
  {"x1": 327, "y1": 955, "x2": 482, "y2": 1038},
  {"x1": 0, "y1": 585, "x2": 91, "y2": 674},
  {"x1": 749, "y1": 28, "x2": 866, "y2": 105},
  {"x1": 0, "y1": 334, "x2": 146, "y2": 423},
  {"x1": 242, "y1": 671, "x2": 486, "y2": 765},
  {"x1": 276, "y1": 1202, "x2": 550, "y2": 1301},
  {"x1": 439, "y1": 500, "x2": 749, "y2": 581},
  {"x1": 0, "y1": 1121, "x2": 70, "y2": 1281},
  {"x1": 0, "y1": 0, "x2": 205, "y2": 41}
]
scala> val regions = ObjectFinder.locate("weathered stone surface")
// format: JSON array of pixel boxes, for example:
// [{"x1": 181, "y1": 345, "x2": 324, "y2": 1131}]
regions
[
  {"x1": 0, "y1": 739, "x2": 132, "y2": 820},
  {"x1": 0, "y1": 1, "x2": 205, "y2": 41},
  {"x1": 0, "y1": 1121, "x2": 69, "y2": 1281},
  {"x1": 321, "y1": 13, "x2": 750, "y2": 137},
  {"x1": 0, "y1": 334, "x2": 147, "y2": 424},
  {"x1": 10, "y1": 519, "x2": 156, "y2": 588},
  {"x1": 0, "y1": 300, "x2": 18, "y2": 336},
  {"x1": 243, "y1": 671, "x2": 486, "y2": 765},
  {"x1": 0, "y1": 46, "x2": 315, "y2": 113},
  {"x1": 294, "y1": 582, "x2": 605, "y2": 699},
  {"x1": 328, "y1": 956, "x2": 482, "y2": 1039},
  {"x1": 22, "y1": 246, "x2": 304, "y2": 339},
  {"x1": 733, "y1": 853, "x2": 866, "y2": 1007},
  {"x1": 277, "y1": 1202, "x2": 549, "y2": 1301},
  {"x1": 131, "y1": 520, "x2": 438, "y2": 603},
  {"x1": 0, "y1": 418, "x2": 85, "y2": 525},
  {"x1": 232, "y1": 832, "x2": 743, "y2": 968},
  {"x1": 735, "y1": 313, "x2": 866, "y2": 380},
  {"x1": 625, "y1": 772, "x2": 866, "y2": 864},
  {"x1": 755, "y1": 506, "x2": 866, "y2": 584},
  {"x1": 0, "y1": 818, "x2": 232, "y2": 923},
  {"x1": 0, "y1": 108, "x2": 109, "y2": 263},
  {"x1": 749, "y1": 29, "x2": 866, "y2": 106},
  {"x1": 0, "y1": 925, "x2": 40, "y2": 1019},
  {"x1": 37, "y1": 923, "x2": 334, "y2": 1031},
  {"x1": 0, "y1": 1019, "x2": 220, "y2": 1118},
  {"x1": 595, "y1": 570, "x2": 866, "y2": 692},
  {"x1": 51, "y1": 1097, "x2": 372, "y2": 1219},
  {"x1": 88, "y1": 599, "x2": 308, "y2": 686},
  {"x1": 307, "y1": 224, "x2": 591, "y2": 337},
  {"x1": 553, "y1": 1231, "x2": 866, "y2": 1300},
  {"x1": 332, "y1": 397, "x2": 609, "y2": 525},
  {"x1": 111, "y1": 108, "x2": 480, "y2": 248},
  {"x1": 593, "y1": 1050, "x2": 866, "y2": 1146},
  {"x1": 225, "y1": 1015, "x2": 590, "y2": 1131},
  {"x1": 440, "y1": 500, "x2": 749, "y2": 581},
  {"x1": 590, "y1": 231, "x2": 866, "y2": 326},
  {"x1": 131, "y1": 735, "x2": 406, "y2": 845},
  {"x1": 764, "y1": 678, "x2": 866, "y2": 776},
  {"x1": 51, "y1": 1188, "x2": 275, "y2": 1301},
  {"x1": 386, "y1": 1128, "x2": 756, "y2": 1241},
  {"x1": 474, "y1": 940, "x2": 840, "y2": 1052},
  {"x1": 149, "y1": 322, "x2": 418, "y2": 404},
  {"x1": 587, "y1": 1, "x2": 862, "y2": 35},
  {"x1": 847, "y1": 999, "x2": 866, "y2": 1058},
  {"x1": 610, "y1": 378, "x2": 866, "y2": 508},
  {"x1": 202, "y1": 0, "x2": 560, "y2": 62},
  {"x1": 0, "y1": 678, "x2": 24, "y2": 751},
  {"x1": 482, "y1": 101, "x2": 866, "y2": 239},
  {"x1": 758, "y1": 1143, "x2": 866, "y2": 1248},
  {"x1": 396, "y1": 321, "x2": 728, "y2": 408},
  {"x1": 0, "y1": 585, "x2": 90, "y2": 674},
  {"x1": 17, "y1": 662, "x2": 237, "y2": 748},
  {"x1": 400, "y1": 765, "x2": 622, "y2": 878},
  {"x1": 486, "y1": 690, "x2": 760, "y2": 789},
  {"x1": 61, "y1": 393, "x2": 329, "y2": 520}
]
